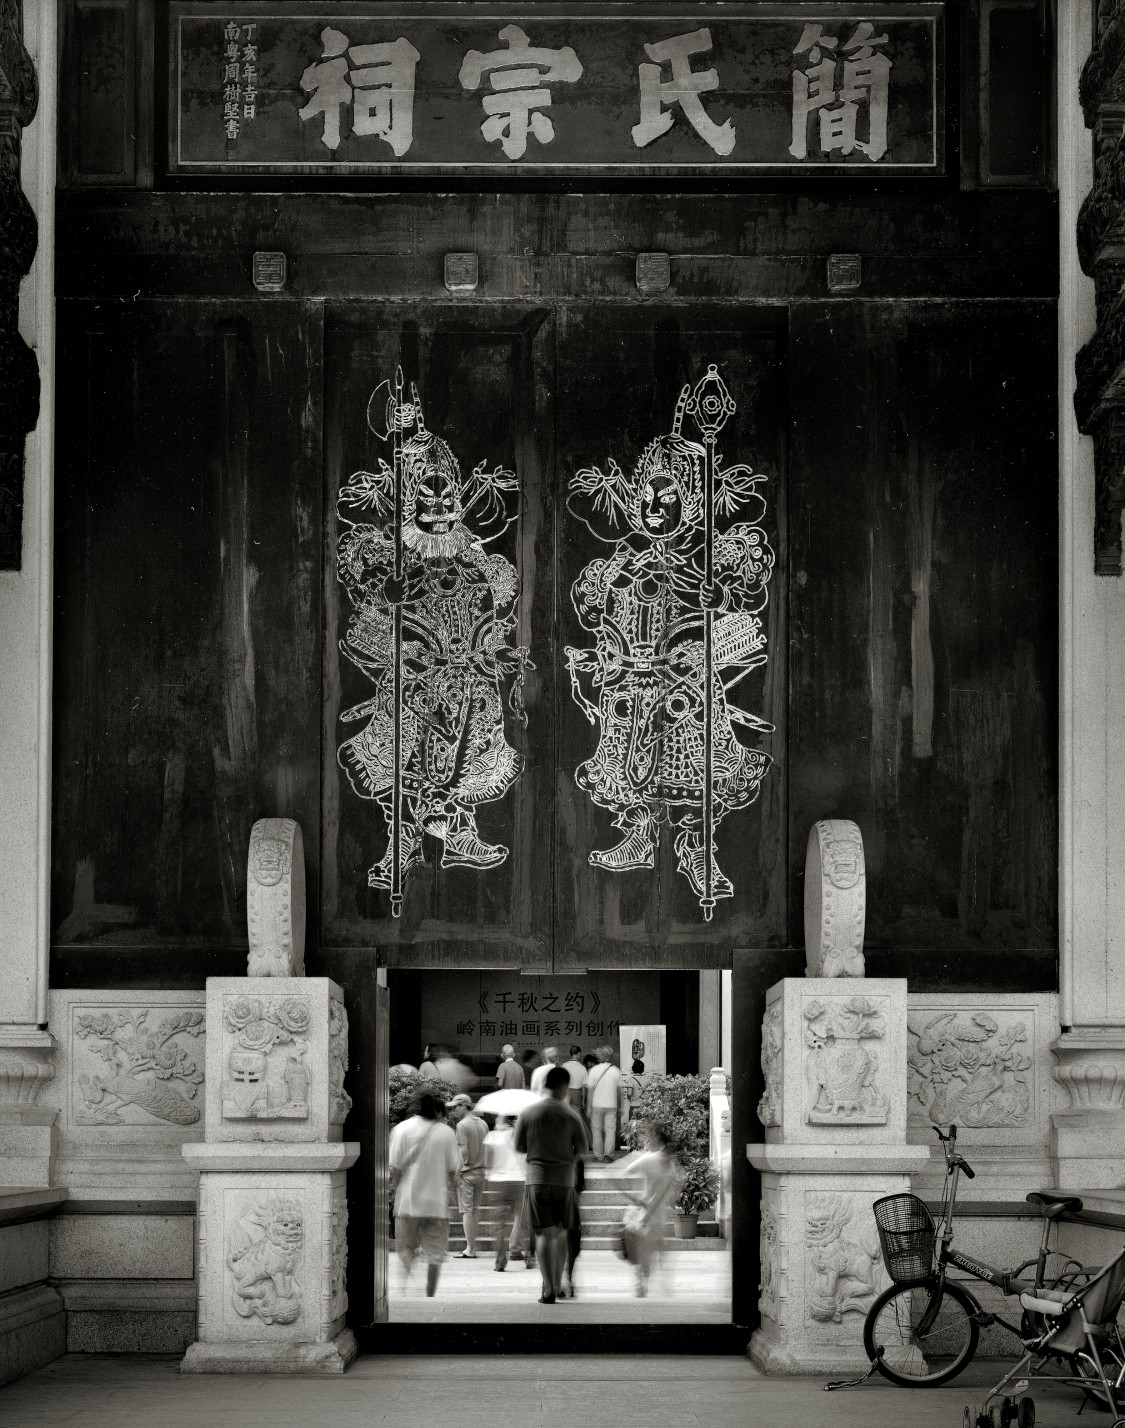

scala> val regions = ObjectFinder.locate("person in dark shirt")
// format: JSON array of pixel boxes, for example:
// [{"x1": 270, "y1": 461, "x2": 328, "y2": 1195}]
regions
[
  {"x1": 513, "y1": 1065, "x2": 589, "y2": 1304},
  {"x1": 496, "y1": 1044, "x2": 525, "y2": 1090}
]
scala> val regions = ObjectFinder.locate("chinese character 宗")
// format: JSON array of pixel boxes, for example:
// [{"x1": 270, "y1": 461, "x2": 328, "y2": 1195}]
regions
[
  {"x1": 299, "y1": 26, "x2": 421, "y2": 156},
  {"x1": 631, "y1": 27, "x2": 735, "y2": 156},
  {"x1": 789, "y1": 21, "x2": 892, "y2": 162},
  {"x1": 458, "y1": 24, "x2": 583, "y2": 161}
]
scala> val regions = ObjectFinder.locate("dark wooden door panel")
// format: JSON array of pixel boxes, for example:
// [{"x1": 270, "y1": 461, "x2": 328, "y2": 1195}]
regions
[
  {"x1": 322, "y1": 306, "x2": 555, "y2": 967},
  {"x1": 788, "y1": 302, "x2": 1057, "y2": 964},
  {"x1": 554, "y1": 307, "x2": 788, "y2": 969},
  {"x1": 52, "y1": 300, "x2": 324, "y2": 950}
]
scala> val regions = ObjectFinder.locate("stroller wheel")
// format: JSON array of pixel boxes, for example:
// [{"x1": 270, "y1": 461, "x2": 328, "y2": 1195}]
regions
[
  {"x1": 1016, "y1": 1398, "x2": 1035, "y2": 1428},
  {"x1": 989, "y1": 1407, "x2": 1005, "y2": 1428}
]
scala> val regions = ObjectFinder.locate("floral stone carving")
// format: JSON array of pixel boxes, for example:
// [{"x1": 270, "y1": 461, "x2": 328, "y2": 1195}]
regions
[
  {"x1": 804, "y1": 997, "x2": 889, "y2": 1126},
  {"x1": 330, "y1": 1201, "x2": 349, "y2": 1320},
  {"x1": 247, "y1": 818, "x2": 305, "y2": 977},
  {"x1": 759, "y1": 1196, "x2": 778, "y2": 1317},
  {"x1": 228, "y1": 1195, "x2": 304, "y2": 1326},
  {"x1": 908, "y1": 1011, "x2": 1032, "y2": 1128},
  {"x1": 223, "y1": 995, "x2": 311, "y2": 1122},
  {"x1": 804, "y1": 820, "x2": 866, "y2": 977},
  {"x1": 328, "y1": 1000, "x2": 352, "y2": 1126},
  {"x1": 805, "y1": 1194, "x2": 882, "y2": 1324},
  {"x1": 74, "y1": 1008, "x2": 204, "y2": 1125},
  {"x1": 757, "y1": 999, "x2": 783, "y2": 1127}
]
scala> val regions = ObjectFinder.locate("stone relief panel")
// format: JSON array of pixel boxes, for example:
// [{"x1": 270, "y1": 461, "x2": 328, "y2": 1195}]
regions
[
  {"x1": 329, "y1": 1198, "x2": 349, "y2": 1324},
  {"x1": 804, "y1": 997, "x2": 889, "y2": 1126},
  {"x1": 804, "y1": 1192, "x2": 884, "y2": 1332},
  {"x1": 908, "y1": 1009, "x2": 1032, "y2": 1129},
  {"x1": 804, "y1": 819, "x2": 866, "y2": 978},
  {"x1": 328, "y1": 1001, "x2": 353, "y2": 1126},
  {"x1": 759, "y1": 1191, "x2": 778, "y2": 1320},
  {"x1": 222, "y1": 993, "x2": 311, "y2": 1123},
  {"x1": 757, "y1": 999, "x2": 782, "y2": 1128},
  {"x1": 227, "y1": 1193, "x2": 306, "y2": 1328},
  {"x1": 73, "y1": 1007, "x2": 204, "y2": 1125},
  {"x1": 247, "y1": 817, "x2": 306, "y2": 977}
]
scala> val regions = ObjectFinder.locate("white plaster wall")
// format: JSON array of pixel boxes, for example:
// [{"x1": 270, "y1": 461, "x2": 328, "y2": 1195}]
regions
[{"x1": 0, "y1": 0, "x2": 56, "y2": 1028}]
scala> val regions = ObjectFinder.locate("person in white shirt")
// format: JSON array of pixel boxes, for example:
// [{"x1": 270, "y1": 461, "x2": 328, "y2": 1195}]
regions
[
  {"x1": 561, "y1": 1046, "x2": 589, "y2": 1118},
  {"x1": 587, "y1": 1046, "x2": 623, "y2": 1161},
  {"x1": 483, "y1": 1114, "x2": 527, "y2": 1272},
  {"x1": 389, "y1": 1091, "x2": 458, "y2": 1296},
  {"x1": 529, "y1": 1046, "x2": 560, "y2": 1094}
]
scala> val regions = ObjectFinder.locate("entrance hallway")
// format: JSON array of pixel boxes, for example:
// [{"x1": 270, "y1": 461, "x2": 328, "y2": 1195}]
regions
[{"x1": 0, "y1": 1355, "x2": 1096, "y2": 1428}]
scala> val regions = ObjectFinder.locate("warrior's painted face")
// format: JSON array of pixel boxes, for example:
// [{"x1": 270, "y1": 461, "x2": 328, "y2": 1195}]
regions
[
  {"x1": 642, "y1": 473, "x2": 684, "y2": 536},
  {"x1": 413, "y1": 461, "x2": 460, "y2": 534}
]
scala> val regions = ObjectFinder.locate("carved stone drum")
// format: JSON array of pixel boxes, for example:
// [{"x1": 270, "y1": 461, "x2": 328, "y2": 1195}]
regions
[{"x1": 804, "y1": 820, "x2": 866, "y2": 978}]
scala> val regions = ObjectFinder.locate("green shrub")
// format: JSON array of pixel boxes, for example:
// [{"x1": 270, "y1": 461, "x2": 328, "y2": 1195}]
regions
[
  {"x1": 629, "y1": 1072, "x2": 711, "y2": 1167},
  {"x1": 389, "y1": 1065, "x2": 457, "y2": 1127},
  {"x1": 676, "y1": 1158, "x2": 719, "y2": 1216}
]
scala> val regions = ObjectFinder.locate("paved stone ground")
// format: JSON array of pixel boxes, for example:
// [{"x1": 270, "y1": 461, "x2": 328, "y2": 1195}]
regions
[
  {"x1": 390, "y1": 1246, "x2": 731, "y2": 1322},
  {"x1": 0, "y1": 1353, "x2": 1104, "y2": 1428}
]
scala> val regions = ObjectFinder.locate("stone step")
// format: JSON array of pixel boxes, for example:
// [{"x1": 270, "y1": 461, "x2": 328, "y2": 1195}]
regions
[{"x1": 439, "y1": 1234, "x2": 727, "y2": 1253}]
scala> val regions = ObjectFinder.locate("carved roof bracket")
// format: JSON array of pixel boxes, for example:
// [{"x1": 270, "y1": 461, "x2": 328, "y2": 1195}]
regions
[{"x1": 0, "y1": 0, "x2": 39, "y2": 571}]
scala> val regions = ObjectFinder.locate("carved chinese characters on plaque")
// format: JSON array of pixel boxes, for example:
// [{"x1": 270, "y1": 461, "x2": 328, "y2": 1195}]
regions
[
  {"x1": 74, "y1": 1007, "x2": 204, "y2": 1126},
  {"x1": 172, "y1": 11, "x2": 942, "y2": 175},
  {"x1": 227, "y1": 1194, "x2": 305, "y2": 1326},
  {"x1": 222, "y1": 995, "x2": 311, "y2": 1123},
  {"x1": 758, "y1": 999, "x2": 783, "y2": 1127},
  {"x1": 908, "y1": 1010, "x2": 1032, "y2": 1129},
  {"x1": 804, "y1": 997, "x2": 888, "y2": 1126},
  {"x1": 804, "y1": 820, "x2": 866, "y2": 977},
  {"x1": 247, "y1": 818, "x2": 306, "y2": 977}
]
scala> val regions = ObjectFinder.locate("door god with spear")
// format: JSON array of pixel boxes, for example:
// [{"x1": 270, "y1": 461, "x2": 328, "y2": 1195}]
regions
[
  {"x1": 336, "y1": 373, "x2": 530, "y2": 914},
  {"x1": 565, "y1": 365, "x2": 774, "y2": 918}
]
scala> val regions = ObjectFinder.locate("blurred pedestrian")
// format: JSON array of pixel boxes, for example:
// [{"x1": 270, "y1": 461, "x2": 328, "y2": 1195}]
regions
[
  {"x1": 588, "y1": 1046, "x2": 622, "y2": 1162},
  {"x1": 389, "y1": 1090, "x2": 458, "y2": 1297},
  {"x1": 418, "y1": 1045, "x2": 439, "y2": 1079},
  {"x1": 530, "y1": 1046, "x2": 560, "y2": 1094},
  {"x1": 496, "y1": 1043, "x2": 525, "y2": 1089},
  {"x1": 484, "y1": 1114, "x2": 525, "y2": 1272},
  {"x1": 561, "y1": 1046, "x2": 588, "y2": 1119},
  {"x1": 434, "y1": 1045, "x2": 474, "y2": 1091},
  {"x1": 563, "y1": 1152, "x2": 585, "y2": 1299},
  {"x1": 513, "y1": 1065, "x2": 589, "y2": 1303},
  {"x1": 448, "y1": 1093, "x2": 487, "y2": 1258},
  {"x1": 623, "y1": 1122, "x2": 678, "y2": 1297}
]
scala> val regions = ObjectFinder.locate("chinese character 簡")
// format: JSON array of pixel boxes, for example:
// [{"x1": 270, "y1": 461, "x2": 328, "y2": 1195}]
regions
[
  {"x1": 299, "y1": 26, "x2": 420, "y2": 157},
  {"x1": 789, "y1": 22, "x2": 891, "y2": 162},
  {"x1": 631, "y1": 27, "x2": 735, "y2": 156},
  {"x1": 458, "y1": 24, "x2": 583, "y2": 161}
]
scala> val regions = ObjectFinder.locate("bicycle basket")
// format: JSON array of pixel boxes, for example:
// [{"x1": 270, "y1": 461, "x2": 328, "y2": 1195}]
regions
[{"x1": 872, "y1": 1193, "x2": 936, "y2": 1281}]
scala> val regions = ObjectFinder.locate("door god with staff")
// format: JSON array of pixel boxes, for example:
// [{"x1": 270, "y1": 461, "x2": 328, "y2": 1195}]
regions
[
  {"x1": 565, "y1": 366, "x2": 774, "y2": 916},
  {"x1": 336, "y1": 375, "x2": 530, "y2": 910}
]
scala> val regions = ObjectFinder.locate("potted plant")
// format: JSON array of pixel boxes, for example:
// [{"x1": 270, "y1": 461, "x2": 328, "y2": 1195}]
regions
[{"x1": 673, "y1": 1158, "x2": 719, "y2": 1238}]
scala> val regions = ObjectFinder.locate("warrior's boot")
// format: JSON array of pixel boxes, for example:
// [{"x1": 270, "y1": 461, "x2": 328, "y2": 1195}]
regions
[
  {"x1": 590, "y1": 811, "x2": 656, "y2": 871},
  {"x1": 368, "y1": 829, "x2": 424, "y2": 890},
  {"x1": 440, "y1": 813, "x2": 508, "y2": 870},
  {"x1": 674, "y1": 830, "x2": 734, "y2": 901}
]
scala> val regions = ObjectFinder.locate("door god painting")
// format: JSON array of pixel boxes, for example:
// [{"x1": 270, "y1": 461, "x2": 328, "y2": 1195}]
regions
[
  {"x1": 565, "y1": 365, "x2": 774, "y2": 918},
  {"x1": 336, "y1": 372, "x2": 530, "y2": 914}
]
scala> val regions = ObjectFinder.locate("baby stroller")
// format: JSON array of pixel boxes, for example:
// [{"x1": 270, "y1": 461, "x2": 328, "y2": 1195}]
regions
[{"x1": 964, "y1": 1243, "x2": 1125, "y2": 1427}]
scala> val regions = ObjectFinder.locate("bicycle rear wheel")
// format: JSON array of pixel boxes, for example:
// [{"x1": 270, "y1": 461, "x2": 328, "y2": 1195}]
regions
[{"x1": 864, "y1": 1278, "x2": 980, "y2": 1387}]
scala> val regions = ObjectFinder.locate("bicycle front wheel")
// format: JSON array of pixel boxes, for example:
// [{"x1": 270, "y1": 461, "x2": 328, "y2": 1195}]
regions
[{"x1": 864, "y1": 1278, "x2": 980, "y2": 1387}]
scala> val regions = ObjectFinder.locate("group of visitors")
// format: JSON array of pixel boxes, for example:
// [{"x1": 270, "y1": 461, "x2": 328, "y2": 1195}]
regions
[{"x1": 389, "y1": 1049, "x2": 677, "y2": 1304}]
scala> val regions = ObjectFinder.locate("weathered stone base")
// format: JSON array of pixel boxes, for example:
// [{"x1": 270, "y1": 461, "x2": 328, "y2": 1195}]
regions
[
  {"x1": 748, "y1": 1325, "x2": 873, "y2": 1378},
  {"x1": 0, "y1": 1284, "x2": 66, "y2": 1389},
  {"x1": 180, "y1": 1327, "x2": 357, "y2": 1375}
]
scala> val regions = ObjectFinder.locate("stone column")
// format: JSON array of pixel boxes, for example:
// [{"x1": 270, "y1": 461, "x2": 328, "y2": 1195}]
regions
[
  {"x1": 1053, "y1": 0, "x2": 1125, "y2": 1188},
  {"x1": 0, "y1": 0, "x2": 58, "y2": 1182},
  {"x1": 181, "y1": 821, "x2": 359, "y2": 1373}
]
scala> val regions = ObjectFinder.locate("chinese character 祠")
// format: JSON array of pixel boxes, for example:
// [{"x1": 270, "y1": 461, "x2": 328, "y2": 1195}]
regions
[
  {"x1": 565, "y1": 368, "x2": 774, "y2": 916},
  {"x1": 299, "y1": 26, "x2": 420, "y2": 156},
  {"x1": 336, "y1": 375, "x2": 531, "y2": 912},
  {"x1": 789, "y1": 21, "x2": 891, "y2": 162},
  {"x1": 631, "y1": 27, "x2": 735, "y2": 156},
  {"x1": 458, "y1": 24, "x2": 583, "y2": 161}
]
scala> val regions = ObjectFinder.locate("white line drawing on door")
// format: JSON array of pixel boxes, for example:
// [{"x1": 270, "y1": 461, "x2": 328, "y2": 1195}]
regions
[
  {"x1": 336, "y1": 371, "x2": 530, "y2": 915},
  {"x1": 565, "y1": 365, "x2": 774, "y2": 919}
]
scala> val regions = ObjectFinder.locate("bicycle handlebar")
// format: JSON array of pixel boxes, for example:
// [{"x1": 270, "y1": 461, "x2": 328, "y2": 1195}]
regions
[{"x1": 933, "y1": 1124, "x2": 975, "y2": 1177}]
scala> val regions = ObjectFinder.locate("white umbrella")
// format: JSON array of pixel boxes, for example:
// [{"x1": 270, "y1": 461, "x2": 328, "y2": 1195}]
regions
[{"x1": 473, "y1": 1089, "x2": 541, "y2": 1117}]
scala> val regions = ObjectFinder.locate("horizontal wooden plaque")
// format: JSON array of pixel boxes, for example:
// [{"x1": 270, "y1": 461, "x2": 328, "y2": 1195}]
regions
[{"x1": 169, "y1": 3, "x2": 944, "y2": 175}]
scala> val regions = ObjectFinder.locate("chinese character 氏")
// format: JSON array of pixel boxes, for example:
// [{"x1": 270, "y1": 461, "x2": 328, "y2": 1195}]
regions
[
  {"x1": 789, "y1": 22, "x2": 891, "y2": 162},
  {"x1": 458, "y1": 25, "x2": 583, "y2": 161},
  {"x1": 299, "y1": 25, "x2": 420, "y2": 157},
  {"x1": 631, "y1": 27, "x2": 735, "y2": 156}
]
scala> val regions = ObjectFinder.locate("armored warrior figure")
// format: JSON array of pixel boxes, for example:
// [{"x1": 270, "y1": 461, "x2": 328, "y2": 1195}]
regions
[
  {"x1": 565, "y1": 367, "x2": 774, "y2": 915},
  {"x1": 336, "y1": 375, "x2": 529, "y2": 910}
]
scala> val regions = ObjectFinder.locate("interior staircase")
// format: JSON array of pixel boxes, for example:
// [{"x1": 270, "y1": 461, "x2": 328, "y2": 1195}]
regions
[{"x1": 445, "y1": 1164, "x2": 724, "y2": 1254}]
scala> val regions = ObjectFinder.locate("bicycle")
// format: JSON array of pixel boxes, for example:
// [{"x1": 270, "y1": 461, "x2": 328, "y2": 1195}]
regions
[{"x1": 862, "y1": 1124, "x2": 1117, "y2": 1397}]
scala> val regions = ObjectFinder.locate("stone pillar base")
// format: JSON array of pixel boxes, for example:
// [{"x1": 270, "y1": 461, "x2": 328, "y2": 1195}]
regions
[
  {"x1": 749, "y1": 1325, "x2": 873, "y2": 1378},
  {"x1": 181, "y1": 1327, "x2": 357, "y2": 1376}
]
